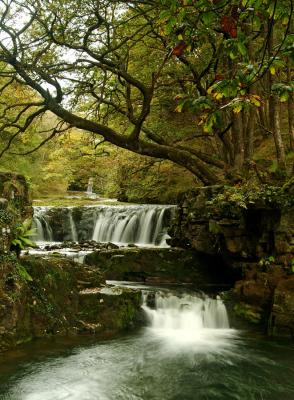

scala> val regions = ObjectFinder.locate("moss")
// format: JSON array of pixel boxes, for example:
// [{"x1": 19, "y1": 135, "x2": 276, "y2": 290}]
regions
[
  {"x1": 0, "y1": 255, "x2": 142, "y2": 352},
  {"x1": 33, "y1": 196, "x2": 131, "y2": 207},
  {"x1": 233, "y1": 302, "x2": 262, "y2": 324}
]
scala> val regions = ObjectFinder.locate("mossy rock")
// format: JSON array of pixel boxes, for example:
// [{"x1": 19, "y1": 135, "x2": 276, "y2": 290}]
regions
[
  {"x1": 0, "y1": 255, "x2": 142, "y2": 352},
  {"x1": 233, "y1": 302, "x2": 262, "y2": 324}
]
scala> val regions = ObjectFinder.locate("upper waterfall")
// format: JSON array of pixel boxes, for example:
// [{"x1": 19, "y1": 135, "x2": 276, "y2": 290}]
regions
[{"x1": 33, "y1": 204, "x2": 175, "y2": 247}]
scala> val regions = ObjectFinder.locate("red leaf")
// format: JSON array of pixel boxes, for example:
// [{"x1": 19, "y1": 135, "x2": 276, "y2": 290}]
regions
[
  {"x1": 221, "y1": 15, "x2": 237, "y2": 38},
  {"x1": 215, "y1": 74, "x2": 224, "y2": 81},
  {"x1": 172, "y1": 41, "x2": 187, "y2": 56}
]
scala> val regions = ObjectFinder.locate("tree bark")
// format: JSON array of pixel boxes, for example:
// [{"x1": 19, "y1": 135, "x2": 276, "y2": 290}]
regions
[
  {"x1": 244, "y1": 107, "x2": 255, "y2": 166},
  {"x1": 269, "y1": 95, "x2": 286, "y2": 169},
  {"x1": 268, "y1": 21, "x2": 286, "y2": 170},
  {"x1": 231, "y1": 112, "x2": 244, "y2": 171},
  {"x1": 287, "y1": 62, "x2": 294, "y2": 151}
]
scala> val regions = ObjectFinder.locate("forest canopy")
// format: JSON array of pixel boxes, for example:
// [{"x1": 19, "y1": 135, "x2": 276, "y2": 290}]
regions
[{"x1": 0, "y1": 0, "x2": 293, "y2": 189}]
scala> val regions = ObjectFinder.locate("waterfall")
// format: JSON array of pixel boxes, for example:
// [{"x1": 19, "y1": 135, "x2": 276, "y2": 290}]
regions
[
  {"x1": 142, "y1": 290, "x2": 233, "y2": 348},
  {"x1": 32, "y1": 207, "x2": 53, "y2": 242},
  {"x1": 91, "y1": 205, "x2": 174, "y2": 246},
  {"x1": 32, "y1": 204, "x2": 175, "y2": 246},
  {"x1": 86, "y1": 177, "x2": 94, "y2": 195},
  {"x1": 69, "y1": 209, "x2": 78, "y2": 242}
]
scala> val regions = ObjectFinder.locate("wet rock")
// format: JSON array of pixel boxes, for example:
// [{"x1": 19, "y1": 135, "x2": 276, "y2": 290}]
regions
[
  {"x1": 170, "y1": 185, "x2": 294, "y2": 335},
  {"x1": 269, "y1": 276, "x2": 294, "y2": 337}
]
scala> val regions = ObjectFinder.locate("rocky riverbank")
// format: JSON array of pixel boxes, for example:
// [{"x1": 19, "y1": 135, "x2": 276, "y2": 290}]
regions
[
  {"x1": 0, "y1": 173, "x2": 142, "y2": 352},
  {"x1": 0, "y1": 255, "x2": 142, "y2": 352},
  {"x1": 84, "y1": 247, "x2": 234, "y2": 288},
  {"x1": 170, "y1": 185, "x2": 294, "y2": 336}
]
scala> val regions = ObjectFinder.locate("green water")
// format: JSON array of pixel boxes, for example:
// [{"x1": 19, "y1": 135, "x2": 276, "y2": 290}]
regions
[{"x1": 0, "y1": 330, "x2": 294, "y2": 400}]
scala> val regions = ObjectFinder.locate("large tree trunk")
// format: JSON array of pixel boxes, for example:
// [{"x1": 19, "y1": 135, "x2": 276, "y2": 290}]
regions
[{"x1": 287, "y1": 62, "x2": 294, "y2": 151}]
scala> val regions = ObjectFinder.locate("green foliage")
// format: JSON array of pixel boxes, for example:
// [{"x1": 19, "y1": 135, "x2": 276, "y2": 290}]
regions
[
  {"x1": 0, "y1": 209, "x2": 13, "y2": 225},
  {"x1": 291, "y1": 259, "x2": 294, "y2": 274},
  {"x1": 271, "y1": 82, "x2": 293, "y2": 102},
  {"x1": 0, "y1": 251, "x2": 18, "y2": 265},
  {"x1": 0, "y1": 0, "x2": 292, "y2": 189},
  {"x1": 16, "y1": 264, "x2": 33, "y2": 282},
  {"x1": 207, "y1": 185, "x2": 294, "y2": 218},
  {"x1": 259, "y1": 256, "x2": 275, "y2": 268},
  {"x1": 11, "y1": 219, "x2": 36, "y2": 250}
]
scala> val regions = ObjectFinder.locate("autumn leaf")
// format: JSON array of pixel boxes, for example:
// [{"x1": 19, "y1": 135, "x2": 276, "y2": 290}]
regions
[
  {"x1": 172, "y1": 41, "x2": 187, "y2": 56},
  {"x1": 221, "y1": 16, "x2": 237, "y2": 38}
]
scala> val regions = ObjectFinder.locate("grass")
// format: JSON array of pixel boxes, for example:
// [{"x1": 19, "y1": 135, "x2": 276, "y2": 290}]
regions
[{"x1": 32, "y1": 192, "x2": 134, "y2": 207}]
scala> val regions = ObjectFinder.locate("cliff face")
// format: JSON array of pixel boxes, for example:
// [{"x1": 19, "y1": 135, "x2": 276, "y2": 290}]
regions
[{"x1": 170, "y1": 185, "x2": 294, "y2": 336}]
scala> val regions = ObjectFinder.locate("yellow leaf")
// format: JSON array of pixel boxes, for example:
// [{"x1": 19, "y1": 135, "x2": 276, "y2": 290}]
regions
[
  {"x1": 250, "y1": 97, "x2": 261, "y2": 107},
  {"x1": 233, "y1": 105, "x2": 242, "y2": 113},
  {"x1": 207, "y1": 86, "x2": 214, "y2": 95},
  {"x1": 270, "y1": 66, "x2": 275, "y2": 75},
  {"x1": 213, "y1": 92, "x2": 223, "y2": 100}
]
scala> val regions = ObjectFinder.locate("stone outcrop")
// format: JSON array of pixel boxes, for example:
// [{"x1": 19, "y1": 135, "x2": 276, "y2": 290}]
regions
[
  {"x1": 0, "y1": 255, "x2": 142, "y2": 352},
  {"x1": 170, "y1": 185, "x2": 293, "y2": 263},
  {"x1": 170, "y1": 185, "x2": 294, "y2": 336},
  {"x1": 84, "y1": 247, "x2": 232, "y2": 288}
]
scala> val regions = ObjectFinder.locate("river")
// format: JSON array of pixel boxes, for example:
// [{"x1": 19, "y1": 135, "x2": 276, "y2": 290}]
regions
[{"x1": 1, "y1": 285, "x2": 294, "y2": 400}]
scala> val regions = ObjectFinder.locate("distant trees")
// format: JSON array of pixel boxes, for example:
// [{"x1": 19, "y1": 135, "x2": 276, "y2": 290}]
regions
[{"x1": 0, "y1": 0, "x2": 293, "y2": 185}]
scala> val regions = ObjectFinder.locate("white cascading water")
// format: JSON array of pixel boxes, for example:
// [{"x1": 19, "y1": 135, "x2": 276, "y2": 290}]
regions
[
  {"x1": 92, "y1": 205, "x2": 173, "y2": 246},
  {"x1": 32, "y1": 207, "x2": 54, "y2": 242},
  {"x1": 142, "y1": 291, "x2": 235, "y2": 350},
  {"x1": 69, "y1": 209, "x2": 78, "y2": 242},
  {"x1": 32, "y1": 204, "x2": 175, "y2": 246}
]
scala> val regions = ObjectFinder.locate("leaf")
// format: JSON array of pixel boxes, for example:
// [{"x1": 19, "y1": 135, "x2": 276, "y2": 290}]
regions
[
  {"x1": 17, "y1": 265, "x2": 33, "y2": 282},
  {"x1": 282, "y1": 16, "x2": 289, "y2": 26},
  {"x1": 12, "y1": 239, "x2": 23, "y2": 248},
  {"x1": 237, "y1": 41, "x2": 247, "y2": 56},
  {"x1": 175, "y1": 102, "x2": 185, "y2": 113},
  {"x1": 172, "y1": 41, "x2": 187, "y2": 56},
  {"x1": 280, "y1": 92, "x2": 289, "y2": 102},
  {"x1": 202, "y1": 12, "x2": 215, "y2": 26},
  {"x1": 229, "y1": 51, "x2": 237, "y2": 60},
  {"x1": 253, "y1": 15, "x2": 261, "y2": 30},
  {"x1": 233, "y1": 104, "x2": 243, "y2": 113},
  {"x1": 207, "y1": 86, "x2": 215, "y2": 95},
  {"x1": 270, "y1": 66, "x2": 276, "y2": 75},
  {"x1": 20, "y1": 237, "x2": 36, "y2": 247},
  {"x1": 213, "y1": 92, "x2": 224, "y2": 100},
  {"x1": 250, "y1": 95, "x2": 261, "y2": 107}
]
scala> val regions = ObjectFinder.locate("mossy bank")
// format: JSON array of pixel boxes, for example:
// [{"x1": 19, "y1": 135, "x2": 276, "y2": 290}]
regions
[{"x1": 0, "y1": 255, "x2": 142, "y2": 353}]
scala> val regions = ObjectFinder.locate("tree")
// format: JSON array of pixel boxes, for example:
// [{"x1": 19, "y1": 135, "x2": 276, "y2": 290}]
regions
[{"x1": 0, "y1": 0, "x2": 292, "y2": 185}]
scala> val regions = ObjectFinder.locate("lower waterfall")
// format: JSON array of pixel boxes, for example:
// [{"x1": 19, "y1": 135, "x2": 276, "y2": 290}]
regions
[
  {"x1": 32, "y1": 204, "x2": 175, "y2": 247},
  {"x1": 2, "y1": 282, "x2": 293, "y2": 400},
  {"x1": 142, "y1": 289, "x2": 234, "y2": 349}
]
